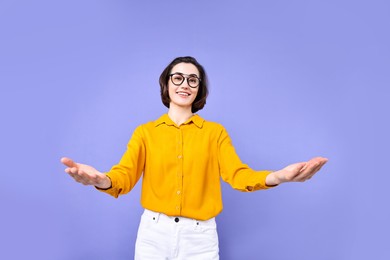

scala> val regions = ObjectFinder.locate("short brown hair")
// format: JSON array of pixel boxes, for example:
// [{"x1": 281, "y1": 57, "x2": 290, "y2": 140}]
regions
[{"x1": 159, "y1": 56, "x2": 209, "y2": 113}]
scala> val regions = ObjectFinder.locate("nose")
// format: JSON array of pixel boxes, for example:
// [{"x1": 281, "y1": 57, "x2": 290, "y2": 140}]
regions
[{"x1": 180, "y1": 79, "x2": 190, "y2": 89}]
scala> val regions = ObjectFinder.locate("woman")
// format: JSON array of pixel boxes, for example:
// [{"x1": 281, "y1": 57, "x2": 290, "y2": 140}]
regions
[{"x1": 61, "y1": 56, "x2": 328, "y2": 259}]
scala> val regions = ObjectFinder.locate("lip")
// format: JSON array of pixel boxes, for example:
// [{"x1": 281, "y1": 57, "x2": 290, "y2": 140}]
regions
[{"x1": 176, "y1": 91, "x2": 191, "y2": 96}]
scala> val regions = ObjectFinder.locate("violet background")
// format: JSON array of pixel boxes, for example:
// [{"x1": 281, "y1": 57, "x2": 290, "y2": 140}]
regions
[{"x1": 1, "y1": 0, "x2": 389, "y2": 259}]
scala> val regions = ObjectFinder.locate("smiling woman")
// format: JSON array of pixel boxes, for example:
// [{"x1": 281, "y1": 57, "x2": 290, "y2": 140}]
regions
[{"x1": 61, "y1": 56, "x2": 328, "y2": 259}]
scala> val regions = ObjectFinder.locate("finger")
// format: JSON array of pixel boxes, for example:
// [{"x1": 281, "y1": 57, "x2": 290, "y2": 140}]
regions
[
  {"x1": 310, "y1": 157, "x2": 328, "y2": 166},
  {"x1": 303, "y1": 168, "x2": 319, "y2": 180},
  {"x1": 61, "y1": 157, "x2": 78, "y2": 168},
  {"x1": 307, "y1": 159, "x2": 327, "y2": 174},
  {"x1": 319, "y1": 157, "x2": 329, "y2": 162},
  {"x1": 293, "y1": 162, "x2": 316, "y2": 180},
  {"x1": 300, "y1": 161, "x2": 326, "y2": 180},
  {"x1": 293, "y1": 157, "x2": 328, "y2": 181},
  {"x1": 70, "y1": 167, "x2": 79, "y2": 174},
  {"x1": 67, "y1": 170, "x2": 82, "y2": 181},
  {"x1": 65, "y1": 170, "x2": 89, "y2": 185},
  {"x1": 300, "y1": 164, "x2": 319, "y2": 177},
  {"x1": 73, "y1": 175, "x2": 85, "y2": 184},
  {"x1": 286, "y1": 162, "x2": 305, "y2": 178},
  {"x1": 298, "y1": 162, "x2": 309, "y2": 173},
  {"x1": 293, "y1": 162, "x2": 306, "y2": 172},
  {"x1": 310, "y1": 162, "x2": 326, "y2": 176},
  {"x1": 71, "y1": 172, "x2": 90, "y2": 185},
  {"x1": 76, "y1": 171, "x2": 88, "y2": 183},
  {"x1": 319, "y1": 158, "x2": 328, "y2": 167}
]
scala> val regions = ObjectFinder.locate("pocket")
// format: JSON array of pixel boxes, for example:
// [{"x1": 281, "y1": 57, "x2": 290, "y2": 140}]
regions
[
  {"x1": 138, "y1": 214, "x2": 154, "y2": 232},
  {"x1": 182, "y1": 225, "x2": 219, "y2": 255}
]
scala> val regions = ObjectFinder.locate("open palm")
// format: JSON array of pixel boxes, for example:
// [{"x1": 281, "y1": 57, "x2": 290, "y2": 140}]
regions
[{"x1": 61, "y1": 157, "x2": 110, "y2": 188}]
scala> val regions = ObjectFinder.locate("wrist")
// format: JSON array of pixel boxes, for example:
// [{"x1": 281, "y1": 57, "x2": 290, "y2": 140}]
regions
[
  {"x1": 96, "y1": 175, "x2": 112, "y2": 190},
  {"x1": 265, "y1": 171, "x2": 281, "y2": 186}
]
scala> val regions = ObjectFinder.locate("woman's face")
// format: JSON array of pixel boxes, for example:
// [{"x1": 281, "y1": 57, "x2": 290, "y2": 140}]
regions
[{"x1": 168, "y1": 62, "x2": 200, "y2": 111}]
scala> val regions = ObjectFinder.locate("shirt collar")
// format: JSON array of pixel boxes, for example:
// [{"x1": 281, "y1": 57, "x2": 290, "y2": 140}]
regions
[{"x1": 154, "y1": 114, "x2": 204, "y2": 128}]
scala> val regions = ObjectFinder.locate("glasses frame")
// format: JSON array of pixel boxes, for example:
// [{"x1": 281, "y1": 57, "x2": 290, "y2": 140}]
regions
[{"x1": 169, "y1": 73, "x2": 201, "y2": 88}]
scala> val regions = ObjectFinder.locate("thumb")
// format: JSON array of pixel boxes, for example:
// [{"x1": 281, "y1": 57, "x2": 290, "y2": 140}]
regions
[{"x1": 61, "y1": 157, "x2": 78, "y2": 168}]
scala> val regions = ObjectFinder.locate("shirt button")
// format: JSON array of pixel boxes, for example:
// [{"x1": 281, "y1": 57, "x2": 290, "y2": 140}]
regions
[
  {"x1": 176, "y1": 206, "x2": 180, "y2": 210},
  {"x1": 177, "y1": 190, "x2": 181, "y2": 195},
  {"x1": 177, "y1": 155, "x2": 182, "y2": 159}
]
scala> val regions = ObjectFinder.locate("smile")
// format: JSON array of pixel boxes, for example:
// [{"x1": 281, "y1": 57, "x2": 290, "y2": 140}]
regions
[{"x1": 176, "y1": 91, "x2": 191, "y2": 96}]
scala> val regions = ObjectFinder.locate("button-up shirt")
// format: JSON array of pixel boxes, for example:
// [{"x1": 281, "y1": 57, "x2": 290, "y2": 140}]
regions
[{"x1": 98, "y1": 114, "x2": 273, "y2": 220}]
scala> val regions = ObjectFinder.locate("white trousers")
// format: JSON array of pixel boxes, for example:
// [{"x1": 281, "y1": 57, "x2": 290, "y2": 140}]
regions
[{"x1": 135, "y1": 209, "x2": 219, "y2": 260}]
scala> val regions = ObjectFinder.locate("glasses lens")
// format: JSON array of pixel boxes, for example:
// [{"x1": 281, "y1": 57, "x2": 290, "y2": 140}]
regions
[
  {"x1": 188, "y1": 77, "x2": 199, "y2": 88},
  {"x1": 171, "y1": 74, "x2": 184, "y2": 85}
]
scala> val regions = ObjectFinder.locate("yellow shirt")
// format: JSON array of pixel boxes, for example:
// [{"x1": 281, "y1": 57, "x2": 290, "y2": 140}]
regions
[{"x1": 98, "y1": 114, "x2": 273, "y2": 220}]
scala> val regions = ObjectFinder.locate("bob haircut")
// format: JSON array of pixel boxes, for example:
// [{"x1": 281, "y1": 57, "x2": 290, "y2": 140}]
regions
[{"x1": 159, "y1": 56, "x2": 209, "y2": 113}]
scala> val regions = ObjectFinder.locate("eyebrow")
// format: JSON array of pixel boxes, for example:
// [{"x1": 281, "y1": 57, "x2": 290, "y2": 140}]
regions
[{"x1": 171, "y1": 72, "x2": 200, "y2": 78}]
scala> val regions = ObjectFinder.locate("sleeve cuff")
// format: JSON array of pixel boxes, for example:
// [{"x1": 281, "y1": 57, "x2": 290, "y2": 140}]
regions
[{"x1": 246, "y1": 170, "x2": 278, "y2": 191}]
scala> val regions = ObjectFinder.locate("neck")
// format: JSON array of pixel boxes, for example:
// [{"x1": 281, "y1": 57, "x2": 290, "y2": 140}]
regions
[{"x1": 168, "y1": 104, "x2": 194, "y2": 126}]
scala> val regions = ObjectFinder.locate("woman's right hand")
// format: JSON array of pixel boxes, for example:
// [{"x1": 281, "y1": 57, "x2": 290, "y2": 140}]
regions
[{"x1": 61, "y1": 157, "x2": 111, "y2": 189}]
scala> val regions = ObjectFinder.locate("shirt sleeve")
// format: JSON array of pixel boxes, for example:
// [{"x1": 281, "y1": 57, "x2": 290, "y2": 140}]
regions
[
  {"x1": 96, "y1": 125, "x2": 146, "y2": 198},
  {"x1": 217, "y1": 126, "x2": 275, "y2": 192}
]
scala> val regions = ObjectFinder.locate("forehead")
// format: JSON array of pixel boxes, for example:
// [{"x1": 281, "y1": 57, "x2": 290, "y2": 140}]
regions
[{"x1": 171, "y1": 62, "x2": 199, "y2": 76}]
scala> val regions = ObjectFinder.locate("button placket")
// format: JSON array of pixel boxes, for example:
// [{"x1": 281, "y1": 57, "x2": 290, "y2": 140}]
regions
[{"x1": 175, "y1": 127, "x2": 184, "y2": 214}]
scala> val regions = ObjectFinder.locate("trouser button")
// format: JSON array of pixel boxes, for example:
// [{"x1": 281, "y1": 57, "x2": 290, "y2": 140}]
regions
[{"x1": 174, "y1": 217, "x2": 179, "y2": 223}]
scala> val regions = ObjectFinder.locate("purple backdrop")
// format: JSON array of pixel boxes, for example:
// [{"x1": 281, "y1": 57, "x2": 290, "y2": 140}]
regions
[{"x1": 1, "y1": 0, "x2": 389, "y2": 259}]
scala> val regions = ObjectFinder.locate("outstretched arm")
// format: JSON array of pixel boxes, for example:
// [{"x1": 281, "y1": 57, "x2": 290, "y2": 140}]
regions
[
  {"x1": 61, "y1": 157, "x2": 111, "y2": 189},
  {"x1": 265, "y1": 157, "x2": 328, "y2": 186}
]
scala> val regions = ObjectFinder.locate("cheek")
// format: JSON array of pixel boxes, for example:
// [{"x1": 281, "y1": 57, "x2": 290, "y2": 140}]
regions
[
  {"x1": 167, "y1": 85, "x2": 175, "y2": 98},
  {"x1": 192, "y1": 89, "x2": 199, "y2": 100}
]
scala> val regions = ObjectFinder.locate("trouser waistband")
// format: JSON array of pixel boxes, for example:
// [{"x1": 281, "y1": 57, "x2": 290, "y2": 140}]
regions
[{"x1": 142, "y1": 209, "x2": 216, "y2": 227}]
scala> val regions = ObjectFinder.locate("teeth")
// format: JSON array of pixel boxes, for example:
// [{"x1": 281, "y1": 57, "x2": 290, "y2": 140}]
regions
[{"x1": 177, "y1": 92, "x2": 189, "y2": 96}]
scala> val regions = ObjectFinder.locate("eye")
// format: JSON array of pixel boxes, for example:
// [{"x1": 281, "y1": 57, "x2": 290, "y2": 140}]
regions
[
  {"x1": 171, "y1": 74, "x2": 184, "y2": 84},
  {"x1": 189, "y1": 78, "x2": 198, "y2": 84}
]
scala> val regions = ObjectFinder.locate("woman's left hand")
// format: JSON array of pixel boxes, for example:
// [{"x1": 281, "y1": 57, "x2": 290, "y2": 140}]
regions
[{"x1": 265, "y1": 157, "x2": 328, "y2": 186}]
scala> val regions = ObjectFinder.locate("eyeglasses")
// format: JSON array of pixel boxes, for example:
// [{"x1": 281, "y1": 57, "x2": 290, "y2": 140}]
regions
[{"x1": 169, "y1": 73, "x2": 201, "y2": 88}]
